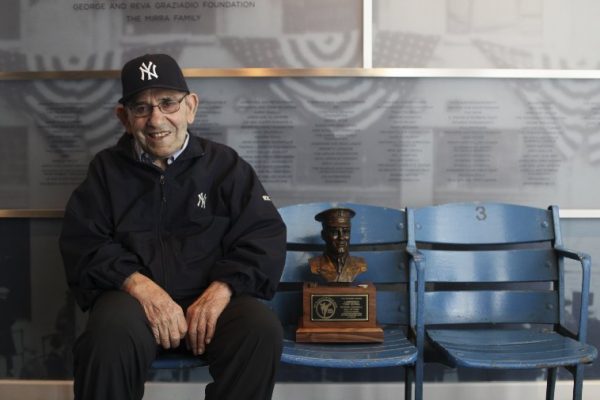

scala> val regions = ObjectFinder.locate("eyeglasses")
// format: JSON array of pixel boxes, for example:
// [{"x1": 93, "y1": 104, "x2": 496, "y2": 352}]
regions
[{"x1": 127, "y1": 93, "x2": 188, "y2": 118}]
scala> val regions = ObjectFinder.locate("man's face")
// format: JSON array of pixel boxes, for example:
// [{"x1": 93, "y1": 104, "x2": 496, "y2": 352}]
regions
[
  {"x1": 116, "y1": 88, "x2": 198, "y2": 159},
  {"x1": 322, "y1": 223, "x2": 351, "y2": 257}
]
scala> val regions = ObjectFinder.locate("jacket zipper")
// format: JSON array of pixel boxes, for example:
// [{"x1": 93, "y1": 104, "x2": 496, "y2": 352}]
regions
[{"x1": 159, "y1": 174, "x2": 168, "y2": 291}]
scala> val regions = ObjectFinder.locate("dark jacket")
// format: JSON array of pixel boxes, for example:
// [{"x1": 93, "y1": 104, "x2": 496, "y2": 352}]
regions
[{"x1": 60, "y1": 133, "x2": 287, "y2": 311}]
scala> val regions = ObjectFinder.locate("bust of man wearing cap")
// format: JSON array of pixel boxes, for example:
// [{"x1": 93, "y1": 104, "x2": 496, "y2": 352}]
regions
[
  {"x1": 59, "y1": 54, "x2": 286, "y2": 400},
  {"x1": 309, "y1": 208, "x2": 367, "y2": 283}
]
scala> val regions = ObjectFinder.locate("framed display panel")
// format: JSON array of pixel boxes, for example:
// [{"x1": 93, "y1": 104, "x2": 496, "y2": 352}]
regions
[
  {"x1": 0, "y1": 0, "x2": 362, "y2": 71},
  {"x1": 0, "y1": 74, "x2": 599, "y2": 211},
  {"x1": 373, "y1": 0, "x2": 600, "y2": 69}
]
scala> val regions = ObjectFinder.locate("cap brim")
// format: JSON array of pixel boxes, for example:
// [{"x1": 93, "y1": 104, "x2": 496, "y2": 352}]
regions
[{"x1": 119, "y1": 85, "x2": 190, "y2": 104}]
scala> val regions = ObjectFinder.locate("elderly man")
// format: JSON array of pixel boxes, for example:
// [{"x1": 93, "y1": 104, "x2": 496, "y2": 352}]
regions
[{"x1": 60, "y1": 54, "x2": 286, "y2": 400}]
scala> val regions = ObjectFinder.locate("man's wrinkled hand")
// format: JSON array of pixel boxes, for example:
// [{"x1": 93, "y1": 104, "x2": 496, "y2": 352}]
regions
[
  {"x1": 186, "y1": 281, "x2": 232, "y2": 355},
  {"x1": 122, "y1": 272, "x2": 187, "y2": 349}
]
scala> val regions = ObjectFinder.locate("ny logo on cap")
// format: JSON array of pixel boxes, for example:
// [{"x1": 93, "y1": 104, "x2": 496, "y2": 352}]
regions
[{"x1": 139, "y1": 61, "x2": 158, "y2": 81}]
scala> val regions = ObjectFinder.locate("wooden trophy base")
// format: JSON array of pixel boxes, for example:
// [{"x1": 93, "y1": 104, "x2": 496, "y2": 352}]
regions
[
  {"x1": 296, "y1": 282, "x2": 384, "y2": 343},
  {"x1": 295, "y1": 325, "x2": 385, "y2": 343}
]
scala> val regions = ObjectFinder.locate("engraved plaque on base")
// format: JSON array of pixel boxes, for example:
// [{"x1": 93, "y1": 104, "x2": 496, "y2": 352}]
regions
[{"x1": 296, "y1": 282, "x2": 384, "y2": 343}]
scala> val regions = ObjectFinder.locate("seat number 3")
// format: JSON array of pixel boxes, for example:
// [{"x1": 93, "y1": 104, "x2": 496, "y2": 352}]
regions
[{"x1": 475, "y1": 206, "x2": 487, "y2": 221}]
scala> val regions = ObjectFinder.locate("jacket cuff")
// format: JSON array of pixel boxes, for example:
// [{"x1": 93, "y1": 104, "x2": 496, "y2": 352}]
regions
[
  {"x1": 111, "y1": 263, "x2": 144, "y2": 290},
  {"x1": 212, "y1": 275, "x2": 244, "y2": 297}
]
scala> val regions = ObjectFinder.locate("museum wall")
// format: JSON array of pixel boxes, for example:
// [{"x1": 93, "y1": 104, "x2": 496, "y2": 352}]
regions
[{"x1": 1, "y1": 0, "x2": 599, "y2": 385}]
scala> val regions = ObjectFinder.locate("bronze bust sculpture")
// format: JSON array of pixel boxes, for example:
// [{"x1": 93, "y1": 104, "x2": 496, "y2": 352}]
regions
[
  {"x1": 298, "y1": 207, "x2": 383, "y2": 343},
  {"x1": 309, "y1": 208, "x2": 367, "y2": 283}
]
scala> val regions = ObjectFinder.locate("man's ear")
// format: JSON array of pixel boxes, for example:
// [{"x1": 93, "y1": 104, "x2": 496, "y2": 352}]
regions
[
  {"x1": 115, "y1": 105, "x2": 131, "y2": 133},
  {"x1": 185, "y1": 93, "x2": 199, "y2": 124}
]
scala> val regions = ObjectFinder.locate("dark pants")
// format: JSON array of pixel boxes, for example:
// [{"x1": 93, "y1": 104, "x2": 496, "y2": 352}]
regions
[{"x1": 73, "y1": 291, "x2": 283, "y2": 400}]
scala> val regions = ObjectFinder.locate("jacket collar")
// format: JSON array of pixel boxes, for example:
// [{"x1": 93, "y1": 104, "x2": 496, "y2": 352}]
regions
[{"x1": 114, "y1": 132, "x2": 206, "y2": 162}]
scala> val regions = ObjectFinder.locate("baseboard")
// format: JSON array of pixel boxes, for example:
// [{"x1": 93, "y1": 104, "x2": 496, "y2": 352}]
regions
[{"x1": 0, "y1": 380, "x2": 599, "y2": 399}]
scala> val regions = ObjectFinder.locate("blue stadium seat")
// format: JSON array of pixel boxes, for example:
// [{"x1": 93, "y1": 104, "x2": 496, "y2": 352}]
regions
[
  {"x1": 275, "y1": 202, "x2": 421, "y2": 400},
  {"x1": 407, "y1": 202, "x2": 597, "y2": 400}
]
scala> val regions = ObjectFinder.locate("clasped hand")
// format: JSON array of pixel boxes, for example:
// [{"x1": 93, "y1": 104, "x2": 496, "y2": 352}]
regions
[{"x1": 122, "y1": 272, "x2": 232, "y2": 355}]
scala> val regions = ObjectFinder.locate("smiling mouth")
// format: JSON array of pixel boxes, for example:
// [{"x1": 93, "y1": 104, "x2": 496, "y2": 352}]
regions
[{"x1": 146, "y1": 131, "x2": 170, "y2": 139}]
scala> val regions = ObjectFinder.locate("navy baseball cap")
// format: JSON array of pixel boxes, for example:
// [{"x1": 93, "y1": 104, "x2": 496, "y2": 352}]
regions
[{"x1": 118, "y1": 54, "x2": 189, "y2": 104}]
